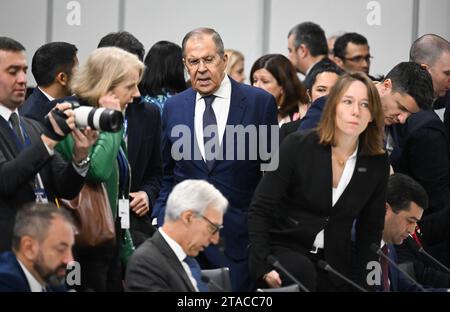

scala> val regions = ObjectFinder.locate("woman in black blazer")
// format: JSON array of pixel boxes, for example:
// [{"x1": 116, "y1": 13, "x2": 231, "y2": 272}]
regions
[{"x1": 249, "y1": 72, "x2": 389, "y2": 291}]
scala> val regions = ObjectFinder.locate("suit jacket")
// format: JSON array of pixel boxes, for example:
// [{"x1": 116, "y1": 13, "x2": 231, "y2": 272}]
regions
[
  {"x1": 153, "y1": 78, "x2": 278, "y2": 261},
  {"x1": 279, "y1": 119, "x2": 301, "y2": 143},
  {"x1": 125, "y1": 231, "x2": 196, "y2": 292},
  {"x1": 19, "y1": 88, "x2": 54, "y2": 122},
  {"x1": 391, "y1": 110, "x2": 450, "y2": 215},
  {"x1": 249, "y1": 130, "x2": 390, "y2": 289},
  {"x1": 126, "y1": 100, "x2": 161, "y2": 246},
  {"x1": 0, "y1": 251, "x2": 65, "y2": 292},
  {"x1": 298, "y1": 96, "x2": 327, "y2": 130},
  {"x1": 0, "y1": 115, "x2": 85, "y2": 252}
]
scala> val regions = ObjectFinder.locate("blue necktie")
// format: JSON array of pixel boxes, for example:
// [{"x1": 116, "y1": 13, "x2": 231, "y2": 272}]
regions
[
  {"x1": 184, "y1": 256, "x2": 209, "y2": 292},
  {"x1": 9, "y1": 112, "x2": 24, "y2": 145},
  {"x1": 202, "y1": 95, "x2": 218, "y2": 171}
]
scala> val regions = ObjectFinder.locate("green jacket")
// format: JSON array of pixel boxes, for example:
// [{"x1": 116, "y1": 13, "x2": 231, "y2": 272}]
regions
[{"x1": 56, "y1": 129, "x2": 134, "y2": 263}]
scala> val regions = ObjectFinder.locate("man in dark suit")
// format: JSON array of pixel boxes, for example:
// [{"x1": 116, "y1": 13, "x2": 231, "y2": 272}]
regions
[
  {"x1": 126, "y1": 180, "x2": 228, "y2": 292},
  {"x1": 97, "y1": 31, "x2": 161, "y2": 247},
  {"x1": 392, "y1": 34, "x2": 450, "y2": 216},
  {"x1": 20, "y1": 42, "x2": 78, "y2": 122},
  {"x1": 377, "y1": 173, "x2": 448, "y2": 291},
  {"x1": 287, "y1": 21, "x2": 334, "y2": 88},
  {"x1": 0, "y1": 37, "x2": 95, "y2": 253},
  {"x1": 152, "y1": 28, "x2": 278, "y2": 291},
  {"x1": 0, "y1": 203, "x2": 75, "y2": 292}
]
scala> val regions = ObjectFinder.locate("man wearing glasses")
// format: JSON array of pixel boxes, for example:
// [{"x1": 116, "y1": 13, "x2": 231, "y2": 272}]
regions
[
  {"x1": 332, "y1": 32, "x2": 374, "y2": 78},
  {"x1": 152, "y1": 28, "x2": 278, "y2": 292},
  {"x1": 126, "y1": 180, "x2": 228, "y2": 292}
]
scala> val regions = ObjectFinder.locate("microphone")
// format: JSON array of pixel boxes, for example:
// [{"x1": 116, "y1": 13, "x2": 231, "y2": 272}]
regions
[
  {"x1": 317, "y1": 260, "x2": 368, "y2": 292},
  {"x1": 405, "y1": 236, "x2": 450, "y2": 274},
  {"x1": 267, "y1": 255, "x2": 310, "y2": 292},
  {"x1": 201, "y1": 275, "x2": 227, "y2": 292},
  {"x1": 370, "y1": 243, "x2": 427, "y2": 292}
]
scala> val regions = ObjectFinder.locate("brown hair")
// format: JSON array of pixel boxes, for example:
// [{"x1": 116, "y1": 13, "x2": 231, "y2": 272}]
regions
[
  {"x1": 316, "y1": 72, "x2": 384, "y2": 155},
  {"x1": 250, "y1": 54, "x2": 308, "y2": 118}
]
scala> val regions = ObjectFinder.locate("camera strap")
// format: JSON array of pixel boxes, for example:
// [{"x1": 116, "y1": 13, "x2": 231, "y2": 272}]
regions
[{"x1": 43, "y1": 109, "x2": 72, "y2": 141}]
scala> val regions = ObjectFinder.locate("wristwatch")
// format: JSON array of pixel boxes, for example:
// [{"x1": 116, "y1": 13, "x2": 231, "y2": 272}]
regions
[{"x1": 73, "y1": 156, "x2": 90, "y2": 168}]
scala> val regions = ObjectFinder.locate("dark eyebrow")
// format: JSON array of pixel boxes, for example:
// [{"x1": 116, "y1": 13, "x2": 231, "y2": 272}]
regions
[
  {"x1": 7, "y1": 65, "x2": 27, "y2": 71},
  {"x1": 396, "y1": 100, "x2": 412, "y2": 113}
]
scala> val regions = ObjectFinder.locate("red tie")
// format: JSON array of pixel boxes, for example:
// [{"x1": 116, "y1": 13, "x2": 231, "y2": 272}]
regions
[
  {"x1": 411, "y1": 226, "x2": 423, "y2": 247},
  {"x1": 381, "y1": 245, "x2": 390, "y2": 292}
]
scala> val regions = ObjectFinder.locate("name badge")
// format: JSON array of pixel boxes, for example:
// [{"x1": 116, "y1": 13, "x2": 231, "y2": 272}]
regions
[{"x1": 119, "y1": 198, "x2": 130, "y2": 229}]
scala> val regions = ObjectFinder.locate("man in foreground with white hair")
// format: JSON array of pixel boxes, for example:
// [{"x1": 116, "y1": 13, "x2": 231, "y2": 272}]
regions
[{"x1": 125, "y1": 179, "x2": 228, "y2": 292}]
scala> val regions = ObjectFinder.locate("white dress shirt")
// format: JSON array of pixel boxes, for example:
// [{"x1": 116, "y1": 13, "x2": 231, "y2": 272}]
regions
[
  {"x1": 17, "y1": 259, "x2": 46, "y2": 292},
  {"x1": 312, "y1": 146, "x2": 358, "y2": 250},
  {"x1": 194, "y1": 75, "x2": 231, "y2": 162},
  {"x1": 159, "y1": 228, "x2": 199, "y2": 291}
]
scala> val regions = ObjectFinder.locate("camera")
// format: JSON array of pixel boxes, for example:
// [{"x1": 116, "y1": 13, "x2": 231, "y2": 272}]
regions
[{"x1": 71, "y1": 102, "x2": 124, "y2": 132}]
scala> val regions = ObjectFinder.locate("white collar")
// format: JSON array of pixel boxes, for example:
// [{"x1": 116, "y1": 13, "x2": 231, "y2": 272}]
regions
[
  {"x1": 38, "y1": 87, "x2": 55, "y2": 101},
  {"x1": 159, "y1": 228, "x2": 187, "y2": 263},
  {"x1": 17, "y1": 258, "x2": 46, "y2": 292},
  {"x1": 195, "y1": 74, "x2": 231, "y2": 103},
  {"x1": 0, "y1": 104, "x2": 19, "y2": 123}
]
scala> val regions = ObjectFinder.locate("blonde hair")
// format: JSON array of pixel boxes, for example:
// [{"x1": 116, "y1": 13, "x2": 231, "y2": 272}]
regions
[
  {"x1": 224, "y1": 49, "x2": 244, "y2": 75},
  {"x1": 316, "y1": 72, "x2": 384, "y2": 156},
  {"x1": 71, "y1": 47, "x2": 144, "y2": 106}
]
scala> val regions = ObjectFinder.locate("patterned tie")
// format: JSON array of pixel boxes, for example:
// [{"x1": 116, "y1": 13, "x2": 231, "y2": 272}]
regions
[
  {"x1": 9, "y1": 112, "x2": 24, "y2": 145},
  {"x1": 202, "y1": 95, "x2": 218, "y2": 171},
  {"x1": 184, "y1": 256, "x2": 209, "y2": 292},
  {"x1": 381, "y1": 245, "x2": 390, "y2": 292}
]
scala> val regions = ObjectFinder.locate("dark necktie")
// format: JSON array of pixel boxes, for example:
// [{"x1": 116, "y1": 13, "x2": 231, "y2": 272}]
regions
[
  {"x1": 183, "y1": 256, "x2": 209, "y2": 292},
  {"x1": 381, "y1": 245, "x2": 390, "y2": 292},
  {"x1": 202, "y1": 95, "x2": 218, "y2": 171},
  {"x1": 9, "y1": 112, "x2": 24, "y2": 145}
]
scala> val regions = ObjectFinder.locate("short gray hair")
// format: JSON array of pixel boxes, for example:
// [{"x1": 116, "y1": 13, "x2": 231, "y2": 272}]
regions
[
  {"x1": 165, "y1": 180, "x2": 228, "y2": 222},
  {"x1": 410, "y1": 34, "x2": 450, "y2": 66},
  {"x1": 181, "y1": 28, "x2": 225, "y2": 57},
  {"x1": 12, "y1": 203, "x2": 74, "y2": 250}
]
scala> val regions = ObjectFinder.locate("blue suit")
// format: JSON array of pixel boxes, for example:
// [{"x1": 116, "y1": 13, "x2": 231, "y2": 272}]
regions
[
  {"x1": 19, "y1": 88, "x2": 54, "y2": 122},
  {"x1": 153, "y1": 77, "x2": 278, "y2": 291},
  {"x1": 0, "y1": 252, "x2": 65, "y2": 292},
  {"x1": 298, "y1": 96, "x2": 327, "y2": 130}
]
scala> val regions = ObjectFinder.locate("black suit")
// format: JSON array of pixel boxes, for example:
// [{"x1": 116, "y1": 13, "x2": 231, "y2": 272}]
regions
[
  {"x1": 249, "y1": 130, "x2": 389, "y2": 290},
  {"x1": 391, "y1": 110, "x2": 450, "y2": 215},
  {"x1": 126, "y1": 100, "x2": 162, "y2": 246},
  {"x1": 19, "y1": 88, "x2": 53, "y2": 122},
  {"x1": 125, "y1": 231, "x2": 196, "y2": 292},
  {"x1": 0, "y1": 114, "x2": 85, "y2": 252}
]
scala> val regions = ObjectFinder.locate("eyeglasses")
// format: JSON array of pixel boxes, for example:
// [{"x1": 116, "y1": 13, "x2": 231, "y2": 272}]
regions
[
  {"x1": 185, "y1": 55, "x2": 219, "y2": 69},
  {"x1": 200, "y1": 215, "x2": 223, "y2": 235},
  {"x1": 344, "y1": 55, "x2": 373, "y2": 63}
]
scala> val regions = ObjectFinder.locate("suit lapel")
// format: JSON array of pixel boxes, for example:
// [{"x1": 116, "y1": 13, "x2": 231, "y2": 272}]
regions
[
  {"x1": 126, "y1": 103, "x2": 142, "y2": 169},
  {"x1": 212, "y1": 80, "x2": 246, "y2": 171},
  {"x1": 332, "y1": 151, "x2": 370, "y2": 210},
  {"x1": 154, "y1": 232, "x2": 196, "y2": 292},
  {"x1": 313, "y1": 143, "x2": 333, "y2": 215},
  {"x1": 0, "y1": 115, "x2": 20, "y2": 155}
]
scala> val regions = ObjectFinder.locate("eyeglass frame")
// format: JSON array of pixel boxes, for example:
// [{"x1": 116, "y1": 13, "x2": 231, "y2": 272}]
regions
[
  {"x1": 199, "y1": 214, "x2": 223, "y2": 235},
  {"x1": 343, "y1": 54, "x2": 373, "y2": 63},
  {"x1": 184, "y1": 54, "x2": 222, "y2": 69}
]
